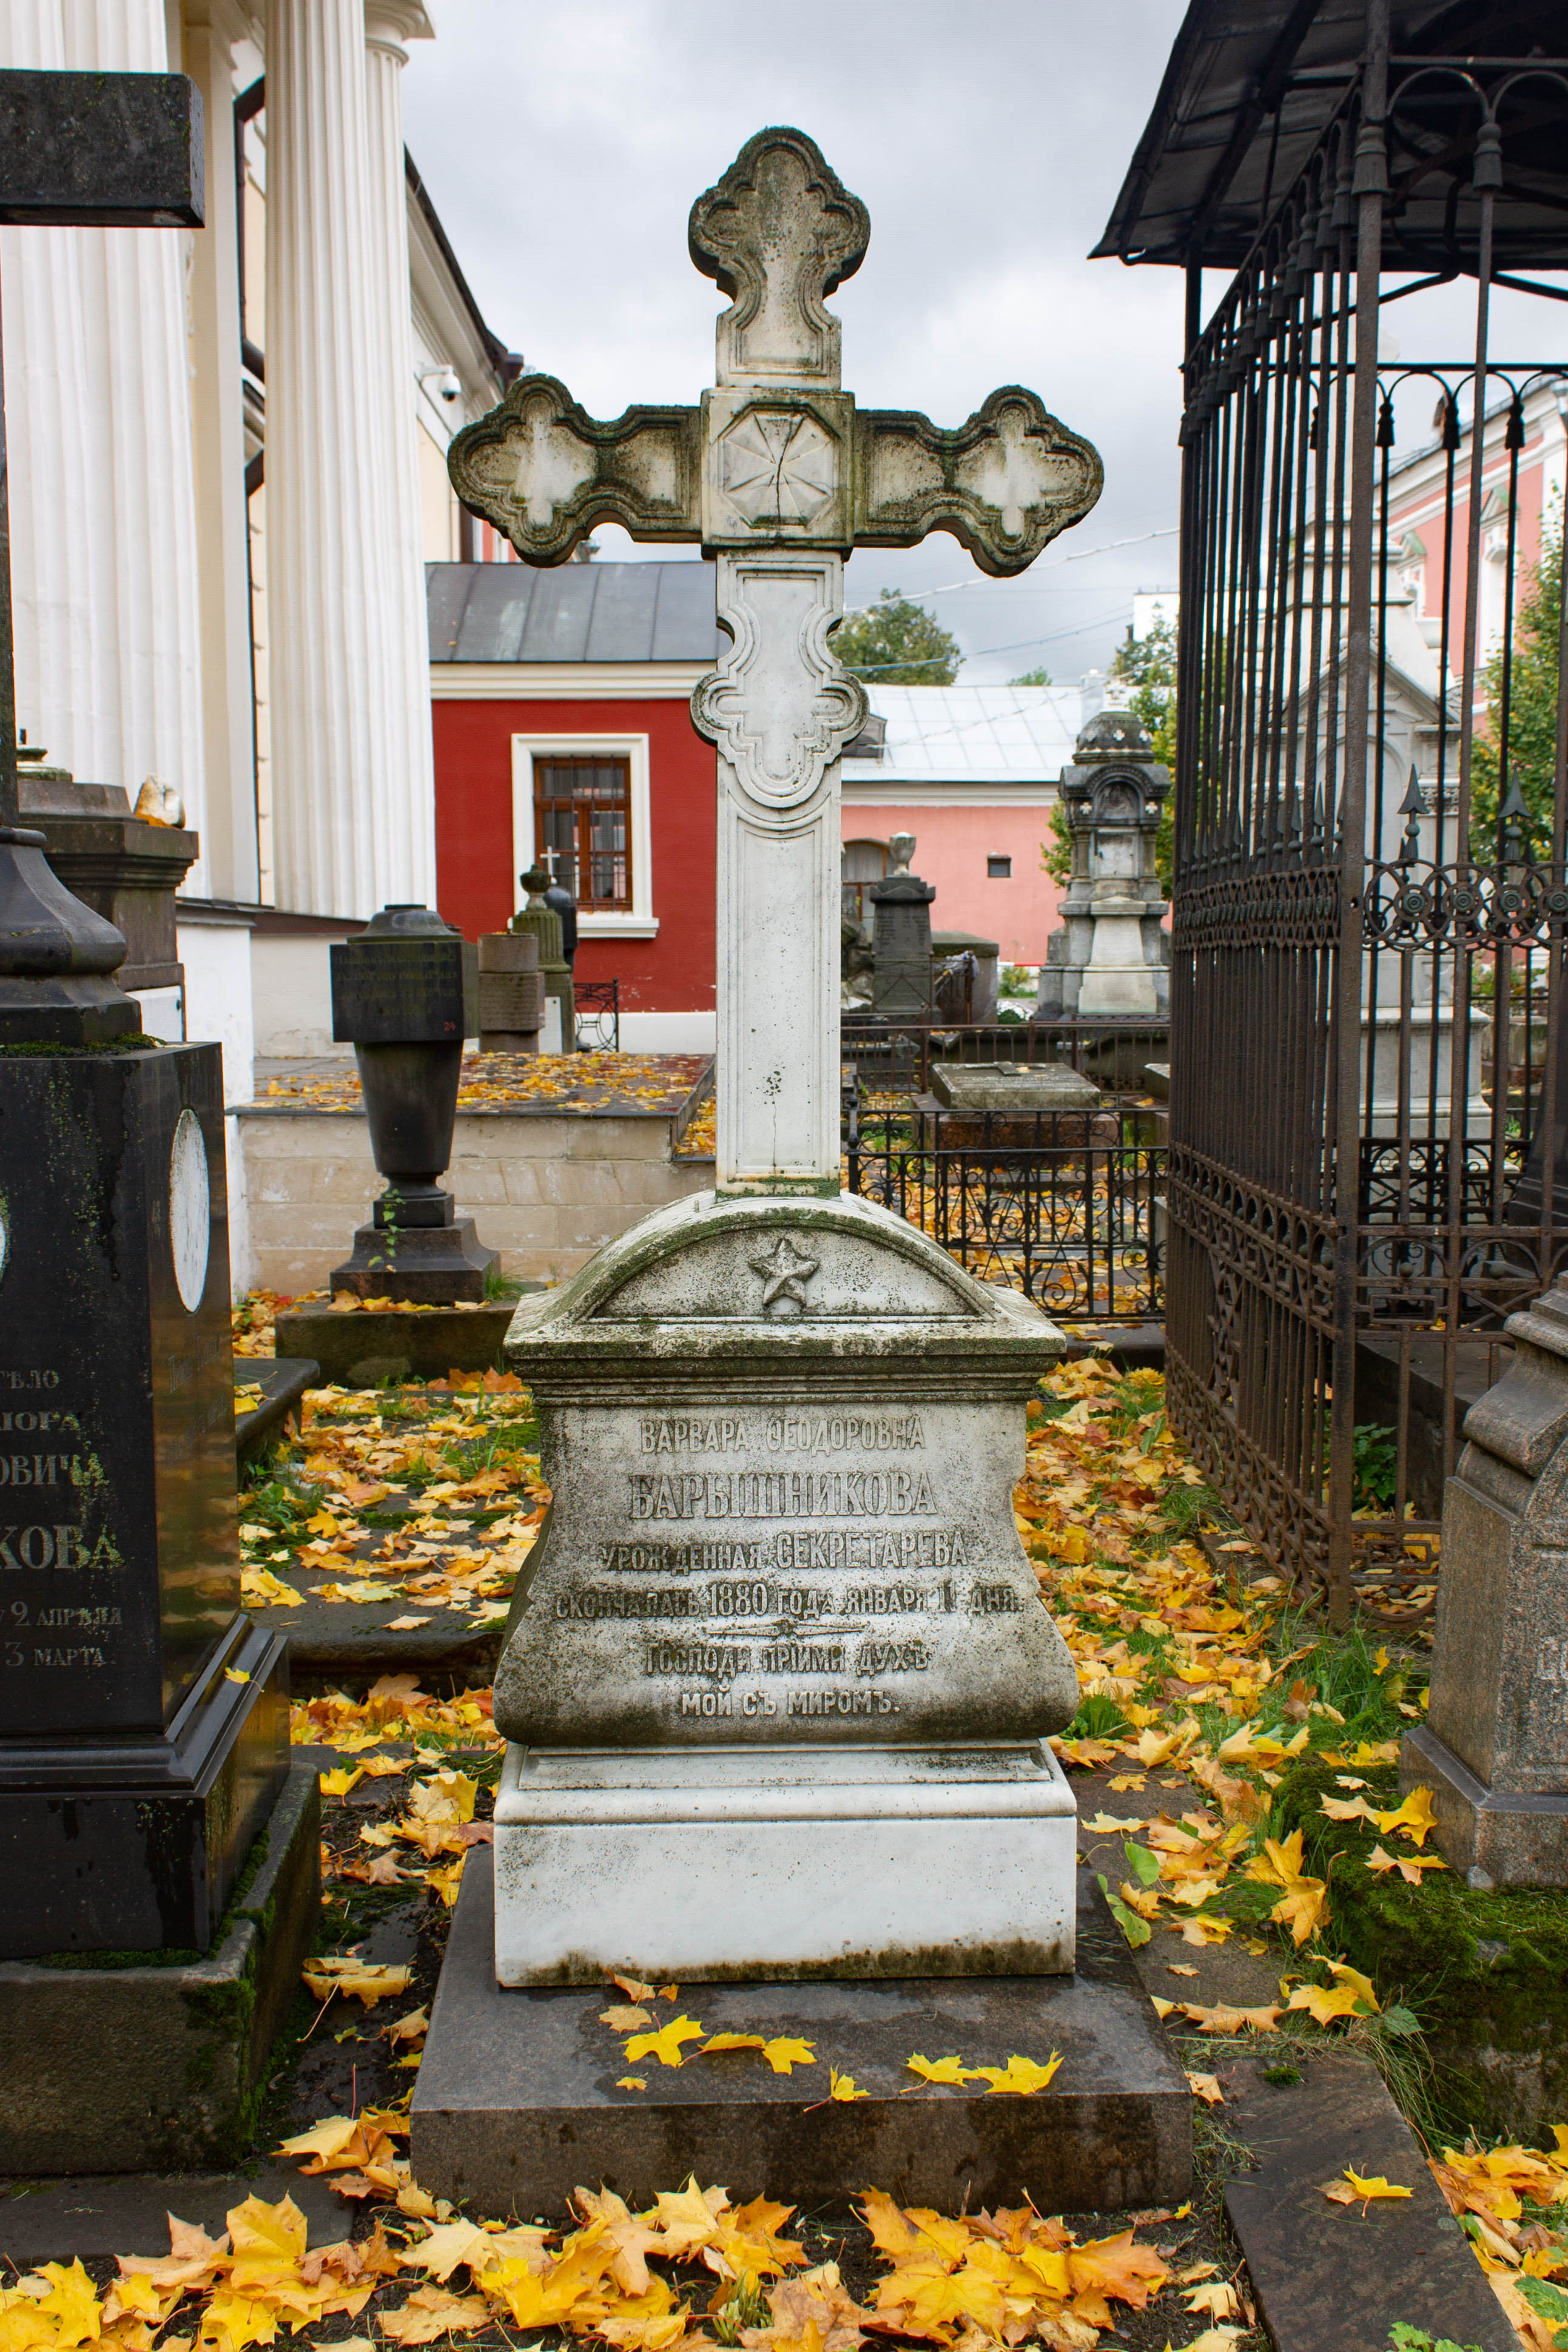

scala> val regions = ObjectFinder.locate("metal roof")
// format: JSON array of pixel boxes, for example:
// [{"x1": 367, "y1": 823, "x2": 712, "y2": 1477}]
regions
[
  {"x1": 844, "y1": 687, "x2": 1082, "y2": 787},
  {"x1": 426, "y1": 561, "x2": 722, "y2": 663},
  {"x1": 1094, "y1": 0, "x2": 1568, "y2": 273}
]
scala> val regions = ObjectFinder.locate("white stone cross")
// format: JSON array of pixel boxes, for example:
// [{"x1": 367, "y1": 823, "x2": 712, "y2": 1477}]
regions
[{"x1": 451, "y1": 127, "x2": 1102, "y2": 1193}]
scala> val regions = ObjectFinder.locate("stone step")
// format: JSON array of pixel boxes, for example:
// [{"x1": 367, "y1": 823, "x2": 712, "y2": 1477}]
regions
[{"x1": 411, "y1": 1849, "x2": 1192, "y2": 2217}]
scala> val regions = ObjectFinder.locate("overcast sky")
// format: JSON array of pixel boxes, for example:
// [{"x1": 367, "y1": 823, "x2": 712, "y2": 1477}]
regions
[{"x1": 402, "y1": 2, "x2": 1568, "y2": 689}]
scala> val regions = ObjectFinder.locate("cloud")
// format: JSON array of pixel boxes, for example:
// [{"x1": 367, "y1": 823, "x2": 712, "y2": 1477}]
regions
[{"x1": 401, "y1": 0, "x2": 1191, "y2": 679}]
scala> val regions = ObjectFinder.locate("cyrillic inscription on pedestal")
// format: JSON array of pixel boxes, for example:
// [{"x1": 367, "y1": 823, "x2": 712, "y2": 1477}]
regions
[{"x1": 494, "y1": 1190, "x2": 1078, "y2": 1753}]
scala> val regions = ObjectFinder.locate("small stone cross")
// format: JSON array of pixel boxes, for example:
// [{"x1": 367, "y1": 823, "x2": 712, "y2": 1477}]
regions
[{"x1": 451, "y1": 127, "x2": 1102, "y2": 1193}]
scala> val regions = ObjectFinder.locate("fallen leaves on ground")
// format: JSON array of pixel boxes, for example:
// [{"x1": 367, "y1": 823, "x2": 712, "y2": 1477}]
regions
[{"x1": 1320, "y1": 2170, "x2": 1414, "y2": 2208}]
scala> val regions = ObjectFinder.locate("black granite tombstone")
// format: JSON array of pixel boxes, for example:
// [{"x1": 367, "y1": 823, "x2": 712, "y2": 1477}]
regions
[
  {"x1": 328, "y1": 903, "x2": 497, "y2": 1302},
  {"x1": 0, "y1": 1040, "x2": 288, "y2": 1956},
  {"x1": 0, "y1": 67, "x2": 291, "y2": 1964}
]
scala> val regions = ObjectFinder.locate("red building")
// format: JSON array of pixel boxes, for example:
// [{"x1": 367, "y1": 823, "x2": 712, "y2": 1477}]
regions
[{"x1": 428, "y1": 559, "x2": 721, "y2": 1051}]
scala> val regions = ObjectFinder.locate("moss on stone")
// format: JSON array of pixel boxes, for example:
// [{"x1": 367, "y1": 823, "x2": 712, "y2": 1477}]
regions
[{"x1": 1276, "y1": 1759, "x2": 1568, "y2": 2138}]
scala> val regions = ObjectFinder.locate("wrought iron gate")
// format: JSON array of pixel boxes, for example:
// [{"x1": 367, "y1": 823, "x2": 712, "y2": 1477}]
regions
[{"x1": 1156, "y1": 10, "x2": 1568, "y2": 1619}]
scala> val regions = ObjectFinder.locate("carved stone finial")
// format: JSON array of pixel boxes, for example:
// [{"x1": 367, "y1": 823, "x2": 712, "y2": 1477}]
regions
[{"x1": 689, "y1": 126, "x2": 869, "y2": 391}]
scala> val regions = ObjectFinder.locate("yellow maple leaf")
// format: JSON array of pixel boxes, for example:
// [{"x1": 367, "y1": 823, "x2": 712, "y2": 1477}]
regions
[
  {"x1": 1245, "y1": 1830, "x2": 1328, "y2": 1946},
  {"x1": 198, "y1": 2292, "x2": 278, "y2": 2352},
  {"x1": 423, "y1": 1859, "x2": 465, "y2": 1907},
  {"x1": 611, "y1": 1973, "x2": 657, "y2": 2003},
  {"x1": 701, "y1": 2033, "x2": 767, "y2": 2055},
  {"x1": 601, "y1": 2006, "x2": 654, "y2": 2032},
  {"x1": 1177, "y1": 1915, "x2": 1233, "y2": 1946},
  {"x1": 1371, "y1": 1785, "x2": 1439, "y2": 1847},
  {"x1": 968, "y1": 2052, "x2": 1063, "y2": 2095},
  {"x1": 26, "y1": 2262, "x2": 102, "y2": 2349},
  {"x1": 406, "y1": 1770, "x2": 477, "y2": 1827},
  {"x1": 1367, "y1": 1842, "x2": 1449, "y2": 1885},
  {"x1": 300, "y1": 1957, "x2": 412, "y2": 2007},
  {"x1": 1186, "y1": 2071, "x2": 1226, "y2": 2106},
  {"x1": 759, "y1": 2037, "x2": 816, "y2": 2075},
  {"x1": 904, "y1": 2053, "x2": 975, "y2": 2086},
  {"x1": 617, "y1": 2076, "x2": 648, "y2": 2091},
  {"x1": 377, "y1": 2288, "x2": 493, "y2": 2343},
  {"x1": 278, "y1": 2117, "x2": 362, "y2": 2163},
  {"x1": 318, "y1": 1768, "x2": 365, "y2": 1798},
  {"x1": 827, "y1": 2068, "x2": 867, "y2": 2102},
  {"x1": 1179, "y1": 2000, "x2": 1282, "y2": 2034},
  {"x1": 1287, "y1": 1981, "x2": 1368, "y2": 2026},
  {"x1": 622, "y1": 2015, "x2": 707, "y2": 2069},
  {"x1": 1321, "y1": 2169, "x2": 1413, "y2": 2208}
]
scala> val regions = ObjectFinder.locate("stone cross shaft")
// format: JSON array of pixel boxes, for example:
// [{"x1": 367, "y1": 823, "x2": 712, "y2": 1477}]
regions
[{"x1": 451, "y1": 127, "x2": 1102, "y2": 1193}]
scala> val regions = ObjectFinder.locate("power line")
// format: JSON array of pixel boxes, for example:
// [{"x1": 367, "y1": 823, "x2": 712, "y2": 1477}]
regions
[{"x1": 843, "y1": 527, "x2": 1179, "y2": 613}]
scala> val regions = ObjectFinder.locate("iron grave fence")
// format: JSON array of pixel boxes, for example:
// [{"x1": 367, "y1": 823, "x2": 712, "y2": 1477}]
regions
[
  {"x1": 1156, "y1": 12, "x2": 1568, "y2": 1620},
  {"x1": 841, "y1": 1020, "x2": 1169, "y2": 1321}
]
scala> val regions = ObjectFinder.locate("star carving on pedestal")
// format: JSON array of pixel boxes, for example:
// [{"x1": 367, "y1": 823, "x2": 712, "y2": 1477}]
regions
[{"x1": 749, "y1": 1233, "x2": 820, "y2": 1315}]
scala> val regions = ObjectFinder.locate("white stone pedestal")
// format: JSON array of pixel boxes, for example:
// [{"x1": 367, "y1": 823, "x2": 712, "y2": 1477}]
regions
[{"x1": 493, "y1": 1739, "x2": 1076, "y2": 1984}]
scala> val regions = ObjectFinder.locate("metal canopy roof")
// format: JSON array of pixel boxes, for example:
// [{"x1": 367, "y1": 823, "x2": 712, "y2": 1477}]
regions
[
  {"x1": 1094, "y1": 0, "x2": 1568, "y2": 274},
  {"x1": 426, "y1": 561, "x2": 721, "y2": 664}
]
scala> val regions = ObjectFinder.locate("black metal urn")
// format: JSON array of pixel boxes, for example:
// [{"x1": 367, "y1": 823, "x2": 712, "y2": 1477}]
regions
[{"x1": 328, "y1": 903, "x2": 497, "y2": 1302}]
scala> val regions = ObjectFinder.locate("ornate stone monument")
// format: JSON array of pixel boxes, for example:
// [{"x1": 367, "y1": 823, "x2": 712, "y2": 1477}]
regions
[
  {"x1": 1402, "y1": 1274, "x2": 1568, "y2": 1886},
  {"x1": 415, "y1": 130, "x2": 1188, "y2": 2212},
  {"x1": 1035, "y1": 708, "x2": 1170, "y2": 1020}
]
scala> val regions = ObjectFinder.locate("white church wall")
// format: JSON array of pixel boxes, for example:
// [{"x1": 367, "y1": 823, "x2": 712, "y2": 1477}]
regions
[{"x1": 251, "y1": 933, "x2": 355, "y2": 1060}]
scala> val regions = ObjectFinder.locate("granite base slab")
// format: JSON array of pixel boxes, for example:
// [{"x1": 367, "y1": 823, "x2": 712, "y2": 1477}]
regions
[
  {"x1": 413, "y1": 1848, "x2": 1191, "y2": 2216},
  {"x1": 235, "y1": 1356, "x2": 320, "y2": 1464},
  {"x1": 332, "y1": 1215, "x2": 497, "y2": 1306},
  {"x1": 275, "y1": 1598, "x2": 504, "y2": 1685},
  {"x1": 0, "y1": 2165, "x2": 345, "y2": 2265},
  {"x1": 494, "y1": 1740, "x2": 1077, "y2": 1984},
  {"x1": 0, "y1": 1757, "x2": 320, "y2": 2174},
  {"x1": 1401, "y1": 1722, "x2": 1568, "y2": 1887},
  {"x1": 1224, "y1": 2050, "x2": 1512, "y2": 2352},
  {"x1": 0, "y1": 1616, "x2": 290, "y2": 1958},
  {"x1": 275, "y1": 1304, "x2": 517, "y2": 1385}
]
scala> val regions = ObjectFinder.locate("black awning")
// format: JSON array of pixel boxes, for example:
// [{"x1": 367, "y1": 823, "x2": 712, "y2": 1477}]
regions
[{"x1": 1094, "y1": 0, "x2": 1568, "y2": 274}]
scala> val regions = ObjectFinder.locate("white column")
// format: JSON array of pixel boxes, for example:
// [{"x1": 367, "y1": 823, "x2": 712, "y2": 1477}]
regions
[
  {"x1": 363, "y1": 2, "x2": 436, "y2": 911},
  {"x1": 0, "y1": 2, "x2": 108, "y2": 785},
  {"x1": 59, "y1": 0, "x2": 209, "y2": 885},
  {"x1": 264, "y1": 0, "x2": 433, "y2": 918},
  {"x1": 183, "y1": 0, "x2": 261, "y2": 903}
]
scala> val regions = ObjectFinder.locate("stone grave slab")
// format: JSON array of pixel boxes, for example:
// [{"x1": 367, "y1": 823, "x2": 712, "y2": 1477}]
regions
[
  {"x1": 0, "y1": 2164, "x2": 345, "y2": 2267},
  {"x1": 1224, "y1": 2050, "x2": 1512, "y2": 2352},
  {"x1": 235, "y1": 1355, "x2": 319, "y2": 1465},
  {"x1": 412, "y1": 1848, "x2": 1192, "y2": 2217},
  {"x1": 929, "y1": 1062, "x2": 1103, "y2": 1112},
  {"x1": 275, "y1": 1302, "x2": 517, "y2": 1386}
]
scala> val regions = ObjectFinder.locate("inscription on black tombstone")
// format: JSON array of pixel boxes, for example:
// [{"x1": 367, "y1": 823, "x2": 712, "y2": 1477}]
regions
[{"x1": 0, "y1": 1042, "x2": 288, "y2": 1952}]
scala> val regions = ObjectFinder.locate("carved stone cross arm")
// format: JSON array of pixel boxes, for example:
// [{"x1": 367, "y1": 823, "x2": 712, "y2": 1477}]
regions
[{"x1": 449, "y1": 377, "x2": 1101, "y2": 578}]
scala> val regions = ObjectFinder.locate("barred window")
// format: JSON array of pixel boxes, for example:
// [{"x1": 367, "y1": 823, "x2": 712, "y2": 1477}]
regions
[{"x1": 533, "y1": 755, "x2": 632, "y2": 911}]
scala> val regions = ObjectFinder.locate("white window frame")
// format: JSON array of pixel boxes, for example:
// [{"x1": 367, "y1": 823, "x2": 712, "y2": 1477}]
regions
[{"x1": 510, "y1": 733, "x2": 658, "y2": 938}]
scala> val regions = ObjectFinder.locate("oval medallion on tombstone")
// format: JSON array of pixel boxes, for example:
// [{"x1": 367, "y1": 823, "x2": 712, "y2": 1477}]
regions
[{"x1": 169, "y1": 1108, "x2": 210, "y2": 1313}]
